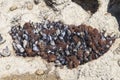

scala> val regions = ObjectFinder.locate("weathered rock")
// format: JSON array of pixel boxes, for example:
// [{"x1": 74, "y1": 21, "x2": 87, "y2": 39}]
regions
[
  {"x1": 9, "y1": 21, "x2": 116, "y2": 69},
  {"x1": 0, "y1": 0, "x2": 120, "y2": 79}
]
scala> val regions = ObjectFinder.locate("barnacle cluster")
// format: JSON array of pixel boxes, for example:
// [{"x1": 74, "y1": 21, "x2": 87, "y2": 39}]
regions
[{"x1": 9, "y1": 20, "x2": 115, "y2": 68}]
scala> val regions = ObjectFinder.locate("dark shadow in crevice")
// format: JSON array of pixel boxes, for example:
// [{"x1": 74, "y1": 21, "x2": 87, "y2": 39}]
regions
[
  {"x1": 107, "y1": 0, "x2": 120, "y2": 31},
  {"x1": 44, "y1": 0, "x2": 58, "y2": 11},
  {"x1": 44, "y1": 0, "x2": 53, "y2": 7},
  {"x1": 71, "y1": 0, "x2": 99, "y2": 14}
]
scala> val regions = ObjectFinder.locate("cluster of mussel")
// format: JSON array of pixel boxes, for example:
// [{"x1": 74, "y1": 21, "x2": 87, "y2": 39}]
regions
[{"x1": 9, "y1": 20, "x2": 115, "y2": 68}]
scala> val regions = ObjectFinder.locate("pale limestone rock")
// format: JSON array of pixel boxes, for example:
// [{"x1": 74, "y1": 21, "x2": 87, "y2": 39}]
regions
[
  {"x1": 0, "y1": 0, "x2": 120, "y2": 80},
  {"x1": 61, "y1": 2, "x2": 90, "y2": 25}
]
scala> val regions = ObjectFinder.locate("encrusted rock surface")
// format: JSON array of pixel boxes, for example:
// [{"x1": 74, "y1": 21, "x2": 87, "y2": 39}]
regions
[
  {"x1": 9, "y1": 21, "x2": 115, "y2": 69},
  {"x1": 0, "y1": 0, "x2": 120, "y2": 80}
]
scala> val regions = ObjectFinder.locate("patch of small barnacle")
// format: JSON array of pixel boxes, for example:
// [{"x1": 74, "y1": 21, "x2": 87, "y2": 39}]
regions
[{"x1": 9, "y1": 20, "x2": 116, "y2": 69}]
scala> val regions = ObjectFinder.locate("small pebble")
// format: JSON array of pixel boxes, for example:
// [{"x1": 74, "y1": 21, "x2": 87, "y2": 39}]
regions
[
  {"x1": 35, "y1": 69, "x2": 44, "y2": 75},
  {"x1": 27, "y1": 2, "x2": 33, "y2": 10},
  {"x1": 9, "y1": 5, "x2": 17, "y2": 11}
]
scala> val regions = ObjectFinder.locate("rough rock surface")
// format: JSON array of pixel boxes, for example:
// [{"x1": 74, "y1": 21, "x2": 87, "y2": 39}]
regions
[{"x1": 0, "y1": 0, "x2": 120, "y2": 80}]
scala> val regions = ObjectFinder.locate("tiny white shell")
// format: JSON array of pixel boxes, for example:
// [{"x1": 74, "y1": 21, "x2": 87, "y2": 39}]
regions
[
  {"x1": 16, "y1": 44, "x2": 24, "y2": 53},
  {"x1": 1, "y1": 46, "x2": 11, "y2": 57},
  {"x1": 65, "y1": 50, "x2": 70, "y2": 55},
  {"x1": 50, "y1": 40, "x2": 55, "y2": 46},
  {"x1": 56, "y1": 29, "x2": 60, "y2": 35},
  {"x1": 76, "y1": 41, "x2": 81, "y2": 48},
  {"x1": 23, "y1": 40, "x2": 28, "y2": 48},
  {"x1": 33, "y1": 44, "x2": 39, "y2": 52}
]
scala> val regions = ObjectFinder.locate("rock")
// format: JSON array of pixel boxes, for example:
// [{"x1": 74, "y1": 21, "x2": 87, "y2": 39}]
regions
[
  {"x1": 61, "y1": 2, "x2": 90, "y2": 25},
  {"x1": 11, "y1": 78, "x2": 18, "y2": 80},
  {"x1": 35, "y1": 69, "x2": 44, "y2": 75},
  {"x1": 9, "y1": 4, "x2": 17, "y2": 11},
  {"x1": 27, "y1": 2, "x2": 33, "y2": 10},
  {"x1": 46, "y1": 74, "x2": 58, "y2": 80}
]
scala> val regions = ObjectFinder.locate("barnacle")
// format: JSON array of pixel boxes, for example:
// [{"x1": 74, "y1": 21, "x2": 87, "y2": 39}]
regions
[{"x1": 9, "y1": 21, "x2": 116, "y2": 69}]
